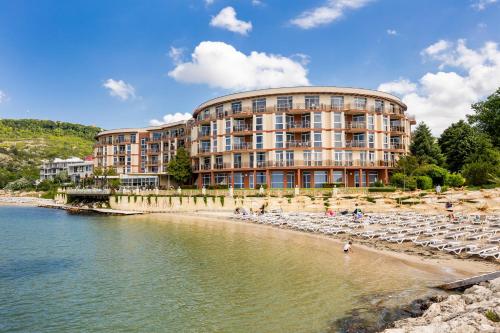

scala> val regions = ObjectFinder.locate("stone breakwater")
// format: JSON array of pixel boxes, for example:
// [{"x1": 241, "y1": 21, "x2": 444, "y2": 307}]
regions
[{"x1": 383, "y1": 278, "x2": 500, "y2": 333}]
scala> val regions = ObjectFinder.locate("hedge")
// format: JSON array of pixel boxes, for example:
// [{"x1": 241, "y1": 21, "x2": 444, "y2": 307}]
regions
[{"x1": 368, "y1": 187, "x2": 396, "y2": 192}]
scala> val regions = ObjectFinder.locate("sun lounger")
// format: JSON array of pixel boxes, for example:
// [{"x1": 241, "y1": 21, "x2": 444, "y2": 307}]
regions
[
  {"x1": 479, "y1": 249, "x2": 500, "y2": 260},
  {"x1": 467, "y1": 245, "x2": 498, "y2": 256},
  {"x1": 444, "y1": 244, "x2": 478, "y2": 255}
]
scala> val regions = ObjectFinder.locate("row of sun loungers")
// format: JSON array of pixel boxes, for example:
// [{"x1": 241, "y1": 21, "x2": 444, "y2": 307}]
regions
[{"x1": 232, "y1": 211, "x2": 500, "y2": 261}]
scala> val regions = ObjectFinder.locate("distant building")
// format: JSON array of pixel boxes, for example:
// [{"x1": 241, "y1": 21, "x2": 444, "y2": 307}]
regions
[{"x1": 67, "y1": 161, "x2": 94, "y2": 183}]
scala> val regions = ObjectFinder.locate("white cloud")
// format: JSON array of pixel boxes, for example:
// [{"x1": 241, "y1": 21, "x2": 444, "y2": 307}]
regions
[
  {"x1": 210, "y1": 7, "x2": 252, "y2": 35},
  {"x1": 378, "y1": 39, "x2": 500, "y2": 134},
  {"x1": 150, "y1": 112, "x2": 192, "y2": 126},
  {"x1": 378, "y1": 79, "x2": 416, "y2": 95},
  {"x1": 168, "y1": 41, "x2": 310, "y2": 91},
  {"x1": 251, "y1": 0, "x2": 263, "y2": 5},
  {"x1": 204, "y1": 0, "x2": 214, "y2": 5},
  {"x1": 386, "y1": 29, "x2": 397, "y2": 36},
  {"x1": 291, "y1": 53, "x2": 311, "y2": 65},
  {"x1": 0, "y1": 90, "x2": 8, "y2": 103},
  {"x1": 471, "y1": 0, "x2": 498, "y2": 11},
  {"x1": 421, "y1": 40, "x2": 452, "y2": 57},
  {"x1": 290, "y1": 0, "x2": 372, "y2": 29},
  {"x1": 103, "y1": 79, "x2": 136, "y2": 101},
  {"x1": 168, "y1": 46, "x2": 184, "y2": 64}
]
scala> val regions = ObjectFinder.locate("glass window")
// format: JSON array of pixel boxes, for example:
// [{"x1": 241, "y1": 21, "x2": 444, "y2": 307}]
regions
[
  {"x1": 216, "y1": 105, "x2": 224, "y2": 118},
  {"x1": 333, "y1": 112, "x2": 342, "y2": 128},
  {"x1": 334, "y1": 132, "x2": 343, "y2": 148},
  {"x1": 202, "y1": 174, "x2": 211, "y2": 186},
  {"x1": 333, "y1": 171, "x2": 344, "y2": 183},
  {"x1": 252, "y1": 98, "x2": 266, "y2": 113},
  {"x1": 305, "y1": 96, "x2": 320, "y2": 109},
  {"x1": 277, "y1": 96, "x2": 292, "y2": 111},
  {"x1": 304, "y1": 150, "x2": 312, "y2": 166},
  {"x1": 275, "y1": 114, "x2": 284, "y2": 130},
  {"x1": 234, "y1": 154, "x2": 242, "y2": 168},
  {"x1": 212, "y1": 121, "x2": 218, "y2": 136},
  {"x1": 225, "y1": 120, "x2": 231, "y2": 134},
  {"x1": 256, "y1": 171, "x2": 266, "y2": 187},
  {"x1": 275, "y1": 151, "x2": 284, "y2": 166},
  {"x1": 256, "y1": 152, "x2": 266, "y2": 167},
  {"x1": 367, "y1": 114, "x2": 374, "y2": 130},
  {"x1": 368, "y1": 133, "x2": 375, "y2": 148},
  {"x1": 345, "y1": 151, "x2": 353, "y2": 165},
  {"x1": 383, "y1": 134, "x2": 389, "y2": 149},
  {"x1": 130, "y1": 134, "x2": 136, "y2": 143},
  {"x1": 256, "y1": 133, "x2": 263, "y2": 149},
  {"x1": 302, "y1": 171, "x2": 311, "y2": 188},
  {"x1": 368, "y1": 171, "x2": 378, "y2": 185},
  {"x1": 313, "y1": 112, "x2": 322, "y2": 128},
  {"x1": 334, "y1": 151, "x2": 343, "y2": 165},
  {"x1": 314, "y1": 171, "x2": 328, "y2": 188},
  {"x1": 354, "y1": 97, "x2": 367, "y2": 110},
  {"x1": 271, "y1": 171, "x2": 284, "y2": 188},
  {"x1": 375, "y1": 100, "x2": 384, "y2": 112},
  {"x1": 286, "y1": 151, "x2": 294, "y2": 166},
  {"x1": 369, "y1": 151, "x2": 375, "y2": 163},
  {"x1": 313, "y1": 132, "x2": 322, "y2": 148},
  {"x1": 231, "y1": 101, "x2": 242, "y2": 113},
  {"x1": 275, "y1": 132, "x2": 284, "y2": 148},
  {"x1": 233, "y1": 173, "x2": 243, "y2": 188},
  {"x1": 225, "y1": 136, "x2": 231, "y2": 151},
  {"x1": 331, "y1": 96, "x2": 344, "y2": 110},
  {"x1": 383, "y1": 116, "x2": 389, "y2": 131},
  {"x1": 313, "y1": 150, "x2": 322, "y2": 165},
  {"x1": 255, "y1": 115, "x2": 263, "y2": 131}
]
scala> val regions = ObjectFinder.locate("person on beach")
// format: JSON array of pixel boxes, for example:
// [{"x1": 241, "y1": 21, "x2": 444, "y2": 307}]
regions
[{"x1": 343, "y1": 241, "x2": 353, "y2": 253}]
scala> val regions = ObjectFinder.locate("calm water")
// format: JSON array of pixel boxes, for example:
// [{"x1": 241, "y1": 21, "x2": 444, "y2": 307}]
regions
[{"x1": 0, "y1": 207, "x2": 450, "y2": 332}]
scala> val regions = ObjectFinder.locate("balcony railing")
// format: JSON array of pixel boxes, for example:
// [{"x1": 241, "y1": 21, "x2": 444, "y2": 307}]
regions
[
  {"x1": 198, "y1": 147, "x2": 211, "y2": 153},
  {"x1": 346, "y1": 121, "x2": 366, "y2": 129},
  {"x1": 286, "y1": 141, "x2": 311, "y2": 148},
  {"x1": 194, "y1": 159, "x2": 398, "y2": 170},
  {"x1": 390, "y1": 126, "x2": 404, "y2": 132},
  {"x1": 233, "y1": 124, "x2": 253, "y2": 132},
  {"x1": 286, "y1": 121, "x2": 311, "y2": 129},
  {"x1": 345, "y1": 140, "x2": 366, "y2": 148},
  {"x1": 390, "y1": 143, "x2": 404, "y2": 149},
  {"x1": 232, "y1": 143, "x2": 253, "y2": 150},
  {"x1": 199, "y1": 130, "x2": 211, "y2": 137}
]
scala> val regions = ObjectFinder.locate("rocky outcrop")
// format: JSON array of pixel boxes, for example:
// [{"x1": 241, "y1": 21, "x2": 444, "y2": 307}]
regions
[{"x1": 383, "y1": 278, "x2": 500, "y2": 333}]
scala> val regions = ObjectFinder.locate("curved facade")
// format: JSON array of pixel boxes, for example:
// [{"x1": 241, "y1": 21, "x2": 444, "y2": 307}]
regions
[{"x1": 191, "y1": 87, "x2": 415, "y2": 188}]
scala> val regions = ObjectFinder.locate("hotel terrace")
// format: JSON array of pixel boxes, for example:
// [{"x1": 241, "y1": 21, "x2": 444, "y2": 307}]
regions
[{"x1": 94, "y1": 86, "x2": 415, "y2": 189}]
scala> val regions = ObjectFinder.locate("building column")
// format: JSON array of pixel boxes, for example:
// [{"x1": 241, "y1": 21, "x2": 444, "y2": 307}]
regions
[
  {"x1": 358, "y1": 168, "x2": 362, "y2": 187},
  {"x1": 266, "y1": 169, "x2": 270, "y2": 188},
  {"x1": 253, "y1": 170, "x2": 257, "y2": 189},
  {"x1": 197, "y1": 174, "x2": 202, "y2": 188},
  {"x1": 297, "y1": 169, "x2": 301, "y2": 188},
  {"x1": 210, "y1": 172, "x2": 215, "y2": 186},
  {"x1": 231, "y1": 171, "x2": 234, "y2": 187},
  {"x1": 384, "y1": 169, "x2": 389, "y2": 184}
]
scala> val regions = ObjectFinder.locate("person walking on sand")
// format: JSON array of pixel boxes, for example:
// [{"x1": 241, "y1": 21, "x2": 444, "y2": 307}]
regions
[{"x1": 343, "y1": 241, "x2": 353, "y2": 253}]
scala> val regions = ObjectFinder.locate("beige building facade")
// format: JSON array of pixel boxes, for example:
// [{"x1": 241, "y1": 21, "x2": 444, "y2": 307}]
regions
[{"x1": 190, "y1": 87, "x2": 415, "y2": 188}]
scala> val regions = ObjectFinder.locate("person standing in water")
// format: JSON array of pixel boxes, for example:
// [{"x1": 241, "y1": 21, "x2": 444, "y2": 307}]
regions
[{"x1": 343, "y1": 241, "x2": 353, "y2": 253}]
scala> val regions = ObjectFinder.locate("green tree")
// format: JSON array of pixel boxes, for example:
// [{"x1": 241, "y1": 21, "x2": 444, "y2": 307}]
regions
[
  {"x1": 410, "y1": 122, "x2": 445, "y2": 166},
  {"x1": 467, "y1": 88, "x2": 500, "y2": 148},
  {"x1": 167, "y1": 147, "x2": 192, "y2": 185},
  {"x1": 395, "y1": 155, "x2": 419, "y2": 176},
  {"x1": 461, "y1": 143, "x2": 500, "y2": 186},
  {"x1": 438, "y1": 120, "x2": 488, "y2": 172}
]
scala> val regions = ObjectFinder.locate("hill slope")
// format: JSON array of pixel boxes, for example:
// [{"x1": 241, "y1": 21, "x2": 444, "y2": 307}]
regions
[{"x1": 0, "y1": 119, "x2": 102, "y2": 187}]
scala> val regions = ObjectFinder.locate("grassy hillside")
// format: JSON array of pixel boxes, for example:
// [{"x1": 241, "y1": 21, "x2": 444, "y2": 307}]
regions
[{"x1": 0, "y1": 119, "x2": 102, "y2": 188}]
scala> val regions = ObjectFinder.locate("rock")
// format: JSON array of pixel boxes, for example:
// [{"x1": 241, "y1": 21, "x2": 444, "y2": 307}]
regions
[{"x1": 489, "y1": 277, "x2": 500, "y2": 293}]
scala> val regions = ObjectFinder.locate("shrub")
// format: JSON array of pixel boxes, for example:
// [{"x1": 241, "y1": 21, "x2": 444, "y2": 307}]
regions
[
  {"x1": 368, "y1": 187, "x2": 396, "y2": 192},
  {"x1": 180, "y1": 185, "x2": 197, "y2": 189},
  {"x1": 207, "y1": 185, "x2": 229, "y2": 190},
  {"x1": 390, "y1": 173, "x2": 405, "y2": 188},
  {"x1": 462, "y1": 161, "x2": 498, "y2": 186},
  {"x1": 322, "y1": 182, "x2": 345, "y2": 188},
  {"x1": 447, "y1": 173, "x2": 465, "y2": 187},
  {"x1": 414, "y1": 164, "x2": 449, "y2": 186},
  {"x1": 391, "y1": 173, "x2": 417, "y2": 190},
  {"x1": 485, "y1": 310, "x2": 500, "y2": 322},
  {"x1": 416, "y1": 175, "x2": 433, "y2": 190},
  {"x1": 255, "y1": 184, "x2": 268, "y2": 189},
  {"x1": 373, "y1": 180, "x2": 384, "y2": 187},
  {"x1": 365, "y1": 196, "x2": 376, "y2": 203},
  {"x1": 4, "y1": 178, "x2": 32, "y2": 191},
  {"x1": 219, "y1": 195, "x2": 224, "y2": 206}
]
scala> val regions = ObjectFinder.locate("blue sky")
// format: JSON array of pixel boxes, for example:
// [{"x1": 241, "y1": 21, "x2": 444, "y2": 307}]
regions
[{"x1": 0, "y1": 0, "x2": 499, "y2": 133}]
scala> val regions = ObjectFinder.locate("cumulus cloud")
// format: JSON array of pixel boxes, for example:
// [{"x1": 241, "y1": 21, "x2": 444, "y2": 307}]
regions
[
  {"x1": 251, "y1": 0, "x2": 263, "y2": 5},
  {"x1": 290, "y1": 0, "x2": 372, "y2": 29},
  {"x1": 150, "y1": 112, "x2": 192, "y2": 126},
  {"x1": 103, "y1": 79, "x2": 136, "y2": 101},
  {"x1": 0, "y1": 90, "x2": 8, "y2": 103},
  {"x1": 168, "y1": 41, "x2": 310, "y2": 91},
  {"x1": 378, "y1": 39, "x2": 500, "y2": 134},
  {"x1": 386, "y1": 29, "x2": 397, "y2": 36},
  {"x1": 471, "y1": 0, "x2": 498, "y2": 10},
  {"x1": 210, "y1": 7, "x2": 252, "y2": 35},
  {"x1": 421, "y1": 40, "x2": 452, "y2": 57}
]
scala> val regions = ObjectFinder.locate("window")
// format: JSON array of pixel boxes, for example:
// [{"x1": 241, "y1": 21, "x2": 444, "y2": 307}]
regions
[
  {"x1": 252, "y1": 98, "x2": 266, "y2": 113},
  {"x1": 314, "y1": 171, "x2": 328, "y2": 188},
  {"x1": 277, "y1": 96, "x2": 292, "y2": 111},
  {"x1": 360, "y1": 151, "x2": 367, "y2": 164},
  {"x1": 302, "y1": 172, "x2": 311, "y2": 188},
  {"x1": 127, "y1": 144, "x2": 131, "y2": 153},
  {"x1": 130, "y1": 134, "x2": 136, "y2": 143},
  {"x1": 334, "y1": 132, "x2": 342, "y2": 148},
  {"x1": 333, "y1": 112, "x2": 342, "y2": 128},
  {"x1": 314, "y1": 131, "x2": 322, "y2": 147},
  {"x1": 368, "y1": 171, "x2": 378, "y2": 186},
  {"x1": 225, "y1": 120, "x2": 231, "y2": 134},
  {"x1": 383, "y1": 116, "x2": 389, "y2": 131},
  {"x1": 369, "y1": 151, "x2": 375, "y2": 164},
  {"x1": 231, "y1": 101, "x2": 242, "y2": 113},
  {"x1": 375, "y1": 100, "x2": 384, "y2": 112},
  {"x1": 368, "y1": 133, "x2": 375, "y2": 149},
  {"x1": 256, "y1": 152, "x2": 266, "y2": 167},
  {"x1": 286, "y1": 172, "x2": 295, "y2": 188},
  {"x1": 304, "y1": 150, "x2": 312, "y2": 166},
  {"x1": 345, "y1": 151, "x2": 353, "y2": 165},
  {"x1": 250, "y1": 153, "x2": 254, "y2": 168},
  {"x1": 215, "y1": 173, "x2": 228, "y2": 185},
  {"x1": 383, "y1": 134, "x2": 389, "y2": 149},
  {"x1": 216, "y1": 105, "x2": 224, "y2": 118},
  {"x1": 255, "y1": 115, "x2": 263, "y2": 131},
  {"x1": 275, "y1": 151, "x2": 284, "y2": 166},
  {"x1": 256, "y1": 133, "x2": 263, "y2": 149},
  {"x1": 313, "y1": 112, "x2": 322, "y2": 128},
  {"x1": 233, "y1": 173, "x2": 244, "y2": 189},
  {"x1": 271, "y1": 171, "x2": 284, "y2": 188},
  {"x1": 354, "y1": 97, "x2": 367, "y2": 110},
  {"x1": 212, "y1": 139, "x2": 217, "y2": 152},
  {"x1": 275, "y1": 132, "x2": 284, "y2": 148},
  {"x1": 334, "y1": 151, "x2": 343, "y2": 165},
  {"x1": 275, "y1": 114, "x2": 284, "y2": 130},
  {"x1": 333, "y1": 171, "x2": 344, "y2": 183},
  {"x1": 215, "y1": 155, "x2": 223, "y2": 168},
  {"x1": 202, "y1": 174, "x2": 211, "y2": 186},
  {"x1": 212, "y1": 122, "x2": 218, "y2": 136},
  {"x1": 313, "y1": 150, "x2": 322, "y2": 165},
  {"x1": 234, "y1": 154, "x2": 242, "y2": 168},
  {"x1": 225, "y1": 136, "x2": 231, "y2": 151},
  {"x1": 367, "y1": 114, "x2": 374, "y2": 130},
  {"x1": 286, "y1": 151, "x2": 294, "y2": 166},
  {"x1": 331, "y1": 96, "x2": 344, "y2": 110},
  {"x1": 305, "y1": 96, "x2": 320, "y2": 109},
  {"x1": 113, "y1": 145, "x2": 117, "y2": 154},
  {"x1": 256, "y1": 171, "x2": 266, "y2": 186}
]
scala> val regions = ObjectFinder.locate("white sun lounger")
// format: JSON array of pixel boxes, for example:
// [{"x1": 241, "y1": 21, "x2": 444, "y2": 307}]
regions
[
  {"x1": 444, "y1": 244, "x2": 478, "y2": 255},
  {"x1": 467, "y1": 246, "x2": 498, "y2": 256},
  {"x1": 479, "y1": 249, "x2": 500, "y2": 260}
]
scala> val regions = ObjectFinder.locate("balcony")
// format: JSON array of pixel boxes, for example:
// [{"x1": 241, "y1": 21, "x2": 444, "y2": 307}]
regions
[
  {"x1": 286, "y1": 121, "x2": 311, "y2": 130},
  {"x1": 198, "y1": 147, "x2": 212, "y2": 154},
  {"x1": 214, "y1": 163, "x2": 224, "y2": 170},
  {"x1": 198, "y1": 129, "x2": 211, "y2": 137},
  {"x1": 346, "y1": 121, "x2": 367, "y2": 130},
  {"x1": 232, "y1": 143, "x2": 253, "y2": 150},
  {"x1": 233, "y1": 124, "x2": 253, "y2": 133},
  {"x1": 390, "y1": 143, "x2": 404, "y2": 150},
  {"x1": 345, "y1": 140, "x2": 366, "y2": 148},
  {"x1": 286, "y1": 141, "x2": 311, "y2": 148},
  {"x1": 390, "y1": 125, "x2": 405, "y2": 133}
]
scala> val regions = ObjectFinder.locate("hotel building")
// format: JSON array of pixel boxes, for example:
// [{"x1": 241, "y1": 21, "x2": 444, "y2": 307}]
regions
[
  {"x1": 93, "y1": 120, "x2": 190, "y2": 188},
  {"x1": 190, "y1": 87, "x2": 415, "y2": 189}
]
